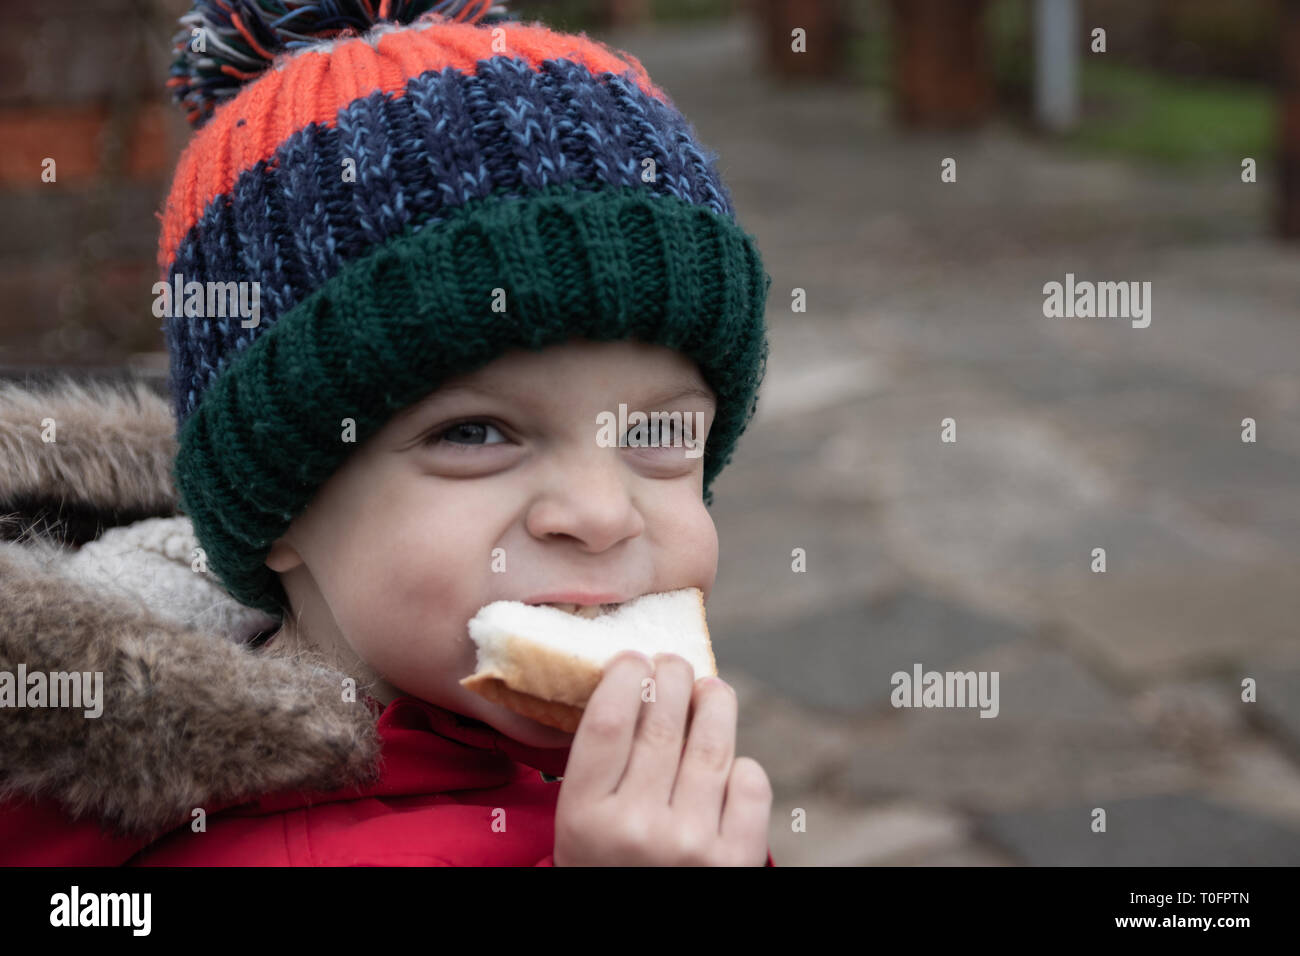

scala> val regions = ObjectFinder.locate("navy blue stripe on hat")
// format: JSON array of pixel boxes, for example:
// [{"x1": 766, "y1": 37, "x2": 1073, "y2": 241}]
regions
[{"x1": 163, "y1": 56, "x2": 736, "y2": 425}]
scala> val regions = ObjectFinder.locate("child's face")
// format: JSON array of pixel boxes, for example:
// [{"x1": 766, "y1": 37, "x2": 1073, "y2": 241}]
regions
[{"x1": 266, "y1": 338, "x2": 720, "y2": 748}]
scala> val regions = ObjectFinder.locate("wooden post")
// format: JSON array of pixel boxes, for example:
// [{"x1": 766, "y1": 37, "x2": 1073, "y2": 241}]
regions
[
  {"x1": 888, "y1": 0, "x2": 994, "y2": 128},
  {"x1": 755, "y1": 0, "x2": 849, "y2": 79},
  {"x1": 595, "y1": 0, "x2": 652, "y2": 28},
  {"x1": 1282, "y1": 0, "x2": 1300, "y2": 238}
]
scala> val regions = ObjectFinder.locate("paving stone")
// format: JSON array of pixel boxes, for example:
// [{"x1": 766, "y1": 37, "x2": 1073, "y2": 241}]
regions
[
  {"x1": 764, "y1": 794, "x2": 971, "y2": 867},
  {"x1": 719, "y1": 586, "x2": 1030, "y2": 715},
  {"x1": 978, "y1": 794, "x2": 1300, "y2": 865},
  {"x1": 884, "y1": 413, "x2": 1204, "y2": 562},
  {"x1": 876, "y1": 415, "x2": 1127, "y2": 620},
  {"x1": 787, "y1": 370, "x2": 1026, "y2": 516},
  {"x1": 1046, "y1": 559, "x2": 1300, "y2": 681},
  {"x1": 1018, "y1": 401, "x2": 1300, "y2": 560},
  {"x1": 723, "y1": 669, "x2": 868, "y2": 796},
  {"x1": 1049, "y1": 399, "x2": 1300, "y2": 557},
  {"x1": 836, "y1": 640, "x2": 1197, "y2": 811},
  {"x1": 1045, "y1": 249, "x2": 1300, "y2": 389},
  {"x1": 1202, "y1": 741, "x2": 1300, "y2": 830}
]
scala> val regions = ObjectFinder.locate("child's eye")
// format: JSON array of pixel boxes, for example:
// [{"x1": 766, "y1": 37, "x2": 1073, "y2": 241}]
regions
[
  {"x1": 428, "y1": 420, "x2": 508, "y2": 448},
  {"x1": 626, "y1": 417, "x2": 687, "y2": 447}
]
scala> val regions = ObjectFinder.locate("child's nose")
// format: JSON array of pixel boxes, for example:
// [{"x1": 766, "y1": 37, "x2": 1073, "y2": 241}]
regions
[{"x1": 524, "y1": 449, "x2": 644, "y2": 552}]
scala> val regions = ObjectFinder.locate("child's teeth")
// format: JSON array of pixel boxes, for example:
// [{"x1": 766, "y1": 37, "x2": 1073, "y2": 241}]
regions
[
  {"x1": 542, "y1": 601, "x2": 618, "y2": 617},
  {"x1": 535, "y1": 600, "x2": 621, "y2": 616}
]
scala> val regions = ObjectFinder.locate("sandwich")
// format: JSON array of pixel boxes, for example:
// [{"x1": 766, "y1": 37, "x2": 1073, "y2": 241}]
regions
[{"x1": 460, "y1": 587, "x2": 715, "y2": 732}]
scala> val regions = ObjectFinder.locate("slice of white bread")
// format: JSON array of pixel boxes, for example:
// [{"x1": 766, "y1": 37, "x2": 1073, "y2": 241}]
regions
[{"x1": 460, "y1": 587, "x2": 715, "y2": 732}]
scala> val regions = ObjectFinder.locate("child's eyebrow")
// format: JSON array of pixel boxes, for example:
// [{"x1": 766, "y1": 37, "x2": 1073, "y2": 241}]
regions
[
  {"x1": 398, "y1": 379, "x2": 716, "y2": 421},
  {"x1": 638, "y1": 384, "x2": 717, "y2": 408}
]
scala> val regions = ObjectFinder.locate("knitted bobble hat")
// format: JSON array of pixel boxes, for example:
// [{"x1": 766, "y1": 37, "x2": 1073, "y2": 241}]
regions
[{"x1": 159, "y1": 0, "x2": 771, "y2": 617}]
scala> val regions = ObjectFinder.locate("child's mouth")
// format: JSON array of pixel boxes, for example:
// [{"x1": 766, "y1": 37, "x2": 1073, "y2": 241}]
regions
[{"x1": 534, "y1": 601, "x2": 622, "y2": 618}]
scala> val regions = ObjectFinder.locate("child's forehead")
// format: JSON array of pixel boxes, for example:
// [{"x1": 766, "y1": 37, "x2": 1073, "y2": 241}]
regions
[
  {"x1": 391, "y1": 344, "x2": 713, "y2": 420},
  {"x1": 476, "y1": 338, "x2": 705, "y2": 378}
]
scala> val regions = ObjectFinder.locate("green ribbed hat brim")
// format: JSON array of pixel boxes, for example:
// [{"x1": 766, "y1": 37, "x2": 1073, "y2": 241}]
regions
[{"x1": 173, "y1": 182, "x2": 771, "y2": 616}]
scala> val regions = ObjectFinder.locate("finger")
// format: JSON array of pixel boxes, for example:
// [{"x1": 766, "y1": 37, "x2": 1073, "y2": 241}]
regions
[
  {"x1": 669, "y1": 677, "x2": 736, "y2": 818},
  {"x1": 614, "y1": 653, "x2": 694, "y2": 805},
  {"x1": 718, "y1": 757, "x2": 773, "y2": 864},
  {"x1": 562, "y1": 651, "x2": 654, "y2": 802}
]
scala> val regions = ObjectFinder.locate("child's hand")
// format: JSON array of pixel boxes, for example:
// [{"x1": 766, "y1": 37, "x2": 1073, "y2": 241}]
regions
[{"x1": 552, "y1": 650, "x2": 772, "y2": 866}]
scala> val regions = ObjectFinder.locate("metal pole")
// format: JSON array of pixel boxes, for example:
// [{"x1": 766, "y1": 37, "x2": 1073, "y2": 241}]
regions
[{"x1": 1035, "y1": 0, "x2": 1079, "y2": 132}]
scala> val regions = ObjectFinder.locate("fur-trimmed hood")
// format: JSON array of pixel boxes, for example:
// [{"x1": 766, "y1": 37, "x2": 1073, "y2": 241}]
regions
[{"x1": 0, "y1": 375, "x2": 383, "y2": 839}]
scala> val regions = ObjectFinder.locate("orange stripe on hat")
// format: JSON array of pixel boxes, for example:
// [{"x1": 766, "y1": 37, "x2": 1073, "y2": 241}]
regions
[{"x1": 156, "y1": 20, "x2": 670, "y2": 274}]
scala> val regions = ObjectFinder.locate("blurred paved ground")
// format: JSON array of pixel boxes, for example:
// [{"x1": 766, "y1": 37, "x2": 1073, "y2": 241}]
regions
[{"x1": 605, "y1": 17, "x2": 1300, "y2": 865}]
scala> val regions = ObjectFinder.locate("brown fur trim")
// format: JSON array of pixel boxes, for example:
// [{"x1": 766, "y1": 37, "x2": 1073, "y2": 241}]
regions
[
  {"x1": 0, "y1": 376, "x2": 179, "y2": 544},
  {"x1": 0, "y1": 539, "x2": 383, "y2": 838}
]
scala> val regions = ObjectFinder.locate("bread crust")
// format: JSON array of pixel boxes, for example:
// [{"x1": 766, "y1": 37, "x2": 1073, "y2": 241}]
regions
[
  {"x1": 460, "y1": 675, "x2": 586, "y2": 733},
  {"x1": 689, "y1": 587, "x2": 717, "y2": 675}
]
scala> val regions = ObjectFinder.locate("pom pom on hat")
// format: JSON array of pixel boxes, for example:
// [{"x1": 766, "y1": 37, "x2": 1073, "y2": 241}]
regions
[{"x1": 167, "y1": 0, "x2": 518, "y2": 128}]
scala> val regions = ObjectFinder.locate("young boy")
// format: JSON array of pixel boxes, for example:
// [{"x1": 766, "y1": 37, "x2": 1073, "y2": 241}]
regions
[{"x1": 0, "y1": 1, "x2": 773, "y2": 865}]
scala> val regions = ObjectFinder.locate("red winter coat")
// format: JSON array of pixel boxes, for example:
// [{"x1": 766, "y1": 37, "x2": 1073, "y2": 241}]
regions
[
  {"x1": 3, "y1": 694, "x2": 558, "y2": 865},
  {"x1": 1, "y1": 692, "x2": 774, "y2": 866}
]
